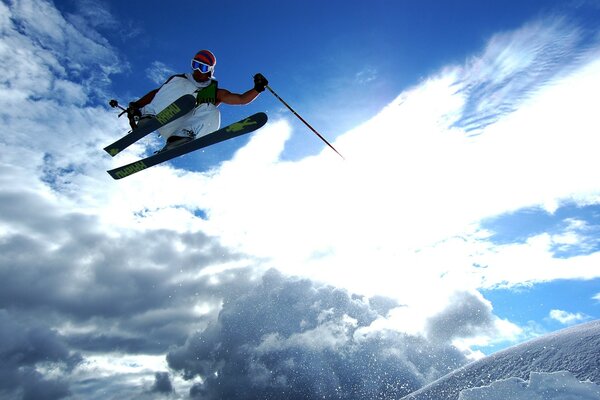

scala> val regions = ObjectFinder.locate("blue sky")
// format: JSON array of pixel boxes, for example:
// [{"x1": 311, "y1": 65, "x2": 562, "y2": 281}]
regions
[{"x1": 1, "y1": 0, "x2": 600, "y2": 398}]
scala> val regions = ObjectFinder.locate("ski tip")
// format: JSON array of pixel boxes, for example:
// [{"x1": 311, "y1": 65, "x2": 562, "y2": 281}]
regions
[
  {"x1": 248, "y1": 112, "x2": 268, "y2": 126},
  {"x1": 107, "y1": 159, "x2": 149, "y2": 180},
  {"x1": 103, "y1": 146, "x2": 121, "y2": 157},
  {"x1": 107, "y1": 170, "x2": 120, "y2": 180}
]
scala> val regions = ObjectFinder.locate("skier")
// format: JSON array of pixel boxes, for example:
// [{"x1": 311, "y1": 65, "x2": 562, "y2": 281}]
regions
[{"x1": 126, "y1": 49, "x2": 268, "y2": 151}]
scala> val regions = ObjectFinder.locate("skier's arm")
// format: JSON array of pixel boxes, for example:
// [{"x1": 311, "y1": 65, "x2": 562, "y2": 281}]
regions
[
  {"x1": 217, "y1": 88, "x2": 260, "y2": 106},
  {"x1": 216, "y1": 74, "x2": 268, "y2": 106},
  {"x1": 130, "y1": 88, "x2": 159, "y2": 109},
  {"x1": 123, "y1": 88, "x2": 158, "y2": 129}
]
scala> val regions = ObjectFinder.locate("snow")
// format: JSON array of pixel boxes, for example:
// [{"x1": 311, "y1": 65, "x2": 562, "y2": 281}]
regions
[
  {"x1": 458, "y1": 371, "x2": 600, "y2": 400},
  {"x1": 402, "y1": 320, "x2": 600, "y2": 399}
]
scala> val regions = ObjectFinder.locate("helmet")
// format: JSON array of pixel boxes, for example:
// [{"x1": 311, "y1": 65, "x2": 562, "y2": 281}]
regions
[{"x1": 192, "y1": 49, "x2": 216, "y2": 69}]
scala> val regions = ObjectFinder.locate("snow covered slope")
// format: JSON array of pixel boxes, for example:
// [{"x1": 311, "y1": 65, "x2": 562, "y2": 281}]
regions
[{"x1": 402, "y1": 320, "x2": 600, "y2": 400}]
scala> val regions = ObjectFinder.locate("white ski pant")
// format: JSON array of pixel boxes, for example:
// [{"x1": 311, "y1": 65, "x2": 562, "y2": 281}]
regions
[
  {"x1": 158, "y1": 103, "x2": 220, "y2": 140},
  {"x1": 141, "y1": 77, "x2": 221, "y2": 140}
]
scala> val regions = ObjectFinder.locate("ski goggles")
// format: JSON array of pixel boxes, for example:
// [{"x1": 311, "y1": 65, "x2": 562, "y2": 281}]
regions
[{"x1": 191, "y1": 59, "x2": 214, "y2": 74}]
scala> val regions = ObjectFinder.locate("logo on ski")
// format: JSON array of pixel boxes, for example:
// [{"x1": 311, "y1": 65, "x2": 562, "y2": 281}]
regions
[
  {"x1": 114, "y1": 161, "x2": 148, "y2": 179},
  {"x1": 156, "y1": 103, "x2": 182, "y2": 124},
  {"x1": 226, "y1": 118, "x2": 257, "y2": 133}
]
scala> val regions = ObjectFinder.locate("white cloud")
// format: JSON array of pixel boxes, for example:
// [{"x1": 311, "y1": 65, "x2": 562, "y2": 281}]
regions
[
  {"x1": 549, "y1": 309, "x2": 589, "y2": 325},
  {"x1": 198, "y1": 18, "x2": 600, "y2": 301},
  {"x1": 469, "y1": 233, "x2": 600, "y2": 289},
  {"x1": 6, "y1": 0, "x2": 121, "y2": 100},
  {"x1": 177, "y1": 26, "x2": 600, "y2": 321}
]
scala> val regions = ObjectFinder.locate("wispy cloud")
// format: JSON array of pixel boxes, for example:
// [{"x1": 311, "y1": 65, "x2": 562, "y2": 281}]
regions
[
  {"x1": 550, "y1": 218, "x2": 600, "y2": 257},
  {"x1": 145, "y1": 61, "x2": 177, "y2": 85},
  {"x1": 355, "y1": 66, "x2": 378, "y2": 84},
  {"x1": 453, "y1": 18, "x2": 592, "y2": 133},
  {"x1": 6, "y1": 0, "x2": 124, "y2": 102},
  {"x1": 549, "y1": 309, "x2": 590, "y2": 325}
]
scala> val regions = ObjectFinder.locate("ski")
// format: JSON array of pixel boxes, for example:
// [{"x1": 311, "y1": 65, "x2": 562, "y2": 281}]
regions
[
  {"x1": 107, "y1": 112, "x2": 268, "y2": 180},
  {"x1": 103, "y1": 94, "x2": 197, "y2": 157}
]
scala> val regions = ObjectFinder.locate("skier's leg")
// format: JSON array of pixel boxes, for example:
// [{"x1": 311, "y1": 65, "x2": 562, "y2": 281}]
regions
[
  {"x1": 187, "y1": 105, "x2": 221, "y2": 138},
  {"x1": 154, "y1": 106, "x2": 220, "y2": 152}
]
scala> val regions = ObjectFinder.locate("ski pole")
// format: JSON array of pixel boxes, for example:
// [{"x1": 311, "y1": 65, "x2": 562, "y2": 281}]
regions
[{"x1": 265, "y1": 85, "x2": 345, "y2": 160}]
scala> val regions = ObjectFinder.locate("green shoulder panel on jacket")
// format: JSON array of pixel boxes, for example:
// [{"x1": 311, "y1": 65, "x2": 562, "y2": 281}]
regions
[{"x1": 195, "y1": 80, "x2": 218, "y2": 105}]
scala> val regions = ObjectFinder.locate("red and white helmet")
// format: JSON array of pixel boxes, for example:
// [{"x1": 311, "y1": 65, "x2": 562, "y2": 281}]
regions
[{"x1": 191, "y1": 50, "x2": 216, "y2": 75}]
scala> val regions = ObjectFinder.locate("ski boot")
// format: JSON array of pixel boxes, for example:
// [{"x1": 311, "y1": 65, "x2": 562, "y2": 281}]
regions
[{"x1": 156, "y1": 129, "x2": 196, "y2": 153}]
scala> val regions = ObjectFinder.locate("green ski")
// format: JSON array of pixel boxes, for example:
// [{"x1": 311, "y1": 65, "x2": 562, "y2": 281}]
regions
[
  {"x1": 107, "y1": 112, "x2": 267, "y2": 180},
  {"x1": 104, "y1": 94, "x2": 197, "y2": 157}
]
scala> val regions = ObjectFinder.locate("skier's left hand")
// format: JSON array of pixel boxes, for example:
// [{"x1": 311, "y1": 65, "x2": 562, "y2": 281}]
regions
[
  {"x1": 125, "y1": 102, "x2": 142, "y2": 129},
  {"x1": 127, "y1": 102, "x2": 142, "y2": 119},
  {"x1": 254, "y1": 73, "x2": 268, "y2": 92}
]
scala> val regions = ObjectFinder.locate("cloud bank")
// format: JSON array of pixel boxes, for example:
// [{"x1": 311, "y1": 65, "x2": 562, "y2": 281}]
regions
[{"x1": 167, "y1": 270, "x2": 467, "y2": 399}]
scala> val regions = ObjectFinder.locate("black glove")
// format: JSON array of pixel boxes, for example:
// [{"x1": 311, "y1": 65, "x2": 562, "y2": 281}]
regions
[
  {"x1": 127, "y1": 101, "x2": 142, "y2": 119},
  {"x1": 253, "y1": 73, "x2": 268, "y2": 93}
]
